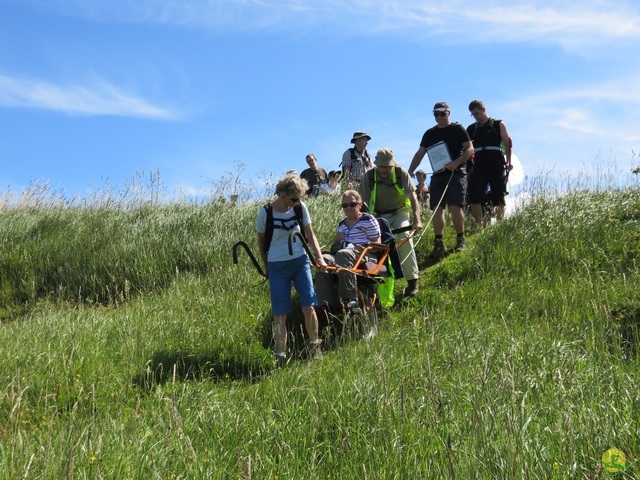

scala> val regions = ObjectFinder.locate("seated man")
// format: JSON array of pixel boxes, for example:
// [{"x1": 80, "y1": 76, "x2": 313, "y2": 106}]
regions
[{"x1": 314, "y1": 190, "x2": 381, "y2": 313}]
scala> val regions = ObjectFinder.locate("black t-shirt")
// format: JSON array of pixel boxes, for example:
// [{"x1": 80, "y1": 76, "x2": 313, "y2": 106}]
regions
[
  {"x1": 420, "y1": 123, "x2": 471, "y2": 175},
  {"x1": 466, "y1": 119, "x2": 504, "y2": 164},
  {"x1": 300, "y1": 167, "x2": 328, "y2": 195}
]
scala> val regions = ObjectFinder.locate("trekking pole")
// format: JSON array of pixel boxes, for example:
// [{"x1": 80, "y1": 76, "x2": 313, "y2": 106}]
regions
[
  {"x1": 396, "y1": 170, "x2": 453, "y2": 266},
  {"x1": 288, "y1": 231, "x2": 318, "y2": 267},
  {"x1": 232, "y1": 241, "x2": 267, "y2": 278}
]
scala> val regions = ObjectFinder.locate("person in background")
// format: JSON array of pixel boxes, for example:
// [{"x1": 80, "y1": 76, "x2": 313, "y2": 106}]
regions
[
  {"x1": 341, "y1": 131, "x2": 373, "y2": 189},
  {"x1": 314, "y1": 190, "x2": 381, "y2": 315},
  {"x1": 256, "y1": 174, "x2": 327, "y2": 367},
  {"x1": 415, "y1": 170, "x2": 429, "y2": 205},
  {"x1": 300, "y1": 154, "x2": 329, "y2": 197},
  {"x1": 467, "y1": 99, "x2": 513, "y2": 229},
  {"x1": 359, "y1": 148, "x2": 422, "y2": 297},
  {"x1": 408, "y1": 101, "x2": 473, "y2": 259},
  {"x1": 319, "y1": 170, "x2": 342, "y2": 195}
]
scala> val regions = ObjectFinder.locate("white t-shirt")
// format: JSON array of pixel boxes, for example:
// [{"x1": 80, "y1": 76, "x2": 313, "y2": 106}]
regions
[{"x1": 255, "y1": 202, "x2": 311, "y2": 262}]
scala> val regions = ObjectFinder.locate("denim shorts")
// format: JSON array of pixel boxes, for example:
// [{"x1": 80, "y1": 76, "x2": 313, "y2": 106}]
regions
[{"x1": 268, "y1": 255, "x2": 317, "y2": 316}]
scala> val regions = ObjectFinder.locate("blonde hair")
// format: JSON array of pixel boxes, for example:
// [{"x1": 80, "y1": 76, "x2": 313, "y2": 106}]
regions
[
  {"x1": 342, "y1": 189, "x2": 362, "y2": 203},
  {"x1": 275, "y1": 174, "x2": 308, "y2": 198}
]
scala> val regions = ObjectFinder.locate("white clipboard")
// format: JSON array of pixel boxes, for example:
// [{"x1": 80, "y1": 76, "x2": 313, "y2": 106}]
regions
[{"x1": 426, "y1": 141, "x2": 452, "y2": 173}]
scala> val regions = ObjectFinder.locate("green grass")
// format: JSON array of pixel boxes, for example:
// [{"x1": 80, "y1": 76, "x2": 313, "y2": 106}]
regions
[{"x1": 0, "y1": 183, "x2": 638, "y2": 479}]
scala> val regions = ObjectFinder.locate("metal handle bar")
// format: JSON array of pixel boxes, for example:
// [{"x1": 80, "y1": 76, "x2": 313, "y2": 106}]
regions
[
  {"x1": 288, "y1": 231, "x2": 318, "y2": 266},
  {"x1": 232, "y1": 241, "x2": 266, "y2": 278}
]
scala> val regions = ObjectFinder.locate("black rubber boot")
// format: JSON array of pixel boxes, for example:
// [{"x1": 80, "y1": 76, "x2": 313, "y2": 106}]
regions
[{"x1": 404, "y1": 279, "x2": 419, "y2": 297}]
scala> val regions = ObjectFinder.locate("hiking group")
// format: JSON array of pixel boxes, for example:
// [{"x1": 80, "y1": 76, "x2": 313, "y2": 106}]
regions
[{"x1": 255, "y1": 100, "x2": 512, "y2": 366}]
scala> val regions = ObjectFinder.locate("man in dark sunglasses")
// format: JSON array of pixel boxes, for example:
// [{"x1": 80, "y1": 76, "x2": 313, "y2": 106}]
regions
[{"x1": 408, "y1": 101, "x2": 474, "y2": 259}]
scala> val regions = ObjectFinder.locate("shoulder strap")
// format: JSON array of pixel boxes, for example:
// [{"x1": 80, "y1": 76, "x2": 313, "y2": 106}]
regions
[
  {"x1": 473, "y1": 118, "x2": 502, "y2": 141},
  {"x1": 294, "y1": 203, "x2": 303, "y2": 222},
  {"x1": 393, "y1": 166, "x2": 403, "y2": 189},
  {"x1": 368, "y1": 168, "x2": 376, "y2": 189},
  {"x1": 363, "y1": 149, "x2": 372, "y2": 168},
  {"x1": 263, "y1": 204, "x2": 274, "y2": 254},
  {"x1": 294, "y1": 203, "x2": 307, "y2": 242}
]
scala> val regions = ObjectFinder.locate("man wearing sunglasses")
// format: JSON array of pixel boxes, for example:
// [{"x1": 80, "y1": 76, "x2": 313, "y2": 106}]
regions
[{"x1": 408, "y1": 101, "x2": 474, "y2": 259}]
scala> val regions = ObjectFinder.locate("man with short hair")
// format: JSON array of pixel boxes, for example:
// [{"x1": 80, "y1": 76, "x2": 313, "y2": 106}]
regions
[
  {"x1": 467, "y1": 100, "x2": 513, "y2": 229},
  {"x1": 300, "y1": 154, "x2": 329, "y2": 197},
  {"x1": 341, "y1": 131, "x2": 373, "y2": 189},
  {"x1": 359, "y1": 148, "x2": 422, "y2": 297},
  {"x1": 408, "y1": 101, "x2": 474, "y2": 258}
]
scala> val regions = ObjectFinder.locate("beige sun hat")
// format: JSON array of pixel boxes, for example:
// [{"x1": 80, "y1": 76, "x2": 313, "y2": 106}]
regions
[{"x1": 374, "y1": 148, "x2": 397, "y2": 167}]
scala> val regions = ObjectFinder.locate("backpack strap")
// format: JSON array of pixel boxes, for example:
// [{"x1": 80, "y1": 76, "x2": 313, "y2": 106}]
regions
[
  {"x1": 473, "y1": 118, "x2": 504, "y2": 152},
  {"x1": 369, "y1": 167, "x2": 407, "y2": 215},
  {"x1": 263, "y1": 204, "x2": 274, "y2": 255},
  {"x1": 263, "y1": 203, "x2": 305, "y2": 255},
  {"x1": 350, "y1": 147, "x2": 373, "y2": 168}
]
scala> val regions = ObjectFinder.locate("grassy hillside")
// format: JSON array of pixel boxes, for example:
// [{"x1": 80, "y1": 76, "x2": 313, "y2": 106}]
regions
[{"x1": 0, "y1": 188, "x2": 638, "y2": 479}]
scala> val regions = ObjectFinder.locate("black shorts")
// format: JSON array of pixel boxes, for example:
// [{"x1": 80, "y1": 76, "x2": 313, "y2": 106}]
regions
[
  {"x1": 429, "y1": 171, "x2": 467, "y2": 210},
  {"x1": 469, "y1": 161, "x2": 506, "y2": 206}
]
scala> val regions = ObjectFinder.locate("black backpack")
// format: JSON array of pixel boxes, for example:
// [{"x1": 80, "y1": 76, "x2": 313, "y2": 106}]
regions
[
  {"x1": 262, "y1": 203, "x2": 304, "y2": 254},
  {"x1": 471, "y1": 118, "x2": 508, "y2": 155},
  {"x1": 339, "y1": 147, "x2": 372, "y2": 177}
]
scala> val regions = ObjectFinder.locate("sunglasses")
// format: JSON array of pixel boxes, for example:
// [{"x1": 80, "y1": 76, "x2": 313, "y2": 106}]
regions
[
  {"x1": 288, "y1": 197, "x2": 300, "y2": 203},
  {"x1": 341, "y1": 201, "x2": 360, "y2": 208},
  {"x1": 433, "y1": 111, "x2": 447, "y2": 117}
]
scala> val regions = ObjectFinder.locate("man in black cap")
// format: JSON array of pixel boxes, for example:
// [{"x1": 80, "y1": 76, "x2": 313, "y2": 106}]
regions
[
  {"x1": 408, "y1": 101, "x2": 474, "y2": 259},
  {"x1": 341, "y1": 131, "x2": 373, "y2": 188}
]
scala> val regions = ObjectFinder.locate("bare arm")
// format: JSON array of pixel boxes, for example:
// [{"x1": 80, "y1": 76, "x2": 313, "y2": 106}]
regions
[
  {"x1": 303, "y1": 224, "x2": 327, "y2": 269},
  {"x1": 408, "y1": 147, "x2": 427, "y2": 177},
  {"x1": 500, "y1": 121, "x2": 513, "y2": 169},
  {"x1": 446, "y1": 141, "x2": 474, "y2": 171}
]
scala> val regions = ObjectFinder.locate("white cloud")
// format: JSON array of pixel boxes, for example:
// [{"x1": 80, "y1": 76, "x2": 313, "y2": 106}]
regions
[
  {"x1": 0, "y1": 74, "x2": 180, "y2": 119},
  {"x1": 17, "y1": 0, "x2": 640, "y2": 49},
  {"x1": 501, "y1": 76, "x2": 640, "y2": 145}
]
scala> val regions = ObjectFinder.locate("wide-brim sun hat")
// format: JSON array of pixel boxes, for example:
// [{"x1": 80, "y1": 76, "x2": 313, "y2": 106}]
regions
[
  {"x1": 350, "y1": 131, "x2": 372, "y2": 143},
  {"x1": 374, "y1": 148, "x2": 397, "y2": 167}
]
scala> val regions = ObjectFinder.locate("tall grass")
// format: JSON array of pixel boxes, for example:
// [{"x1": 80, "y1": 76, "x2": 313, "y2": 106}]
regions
[{"x1": 0, "y1": 170, "x2": 638, "y2": 479}]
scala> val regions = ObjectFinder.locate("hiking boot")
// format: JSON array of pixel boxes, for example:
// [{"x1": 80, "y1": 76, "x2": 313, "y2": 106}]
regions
[
  {"x1": 428, "y1": 239, "x2": 447, "y2": 259},
  {"x1": 275, "y1": 354, "x2": 287, "y2": 369},
  {"x1": 342, "y1": 299, "x2": 361, "y2": 315},
  {"x1": 455, "y1": 235, "x2": 466, "y2": 252},
  {"x1": 404, "y1": 279, "x2": 419, "y2": 297},
  {"x1": 308, "y1": 339, "x2": 323, "y2": 361}
]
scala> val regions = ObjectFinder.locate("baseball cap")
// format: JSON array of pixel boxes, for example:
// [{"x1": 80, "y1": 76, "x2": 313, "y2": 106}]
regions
[{"x1": 433, "y1": 101, "x2": 449, "y2": 112}]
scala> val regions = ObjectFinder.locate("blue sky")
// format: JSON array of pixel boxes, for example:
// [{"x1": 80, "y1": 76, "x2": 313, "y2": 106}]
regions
[{"x1": 1, "y1": 0, "x2": 639, "y2": 203}]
